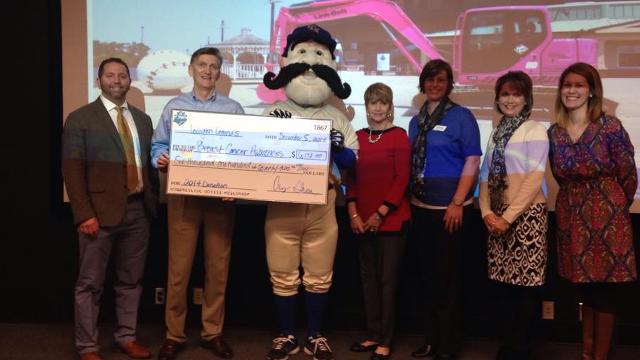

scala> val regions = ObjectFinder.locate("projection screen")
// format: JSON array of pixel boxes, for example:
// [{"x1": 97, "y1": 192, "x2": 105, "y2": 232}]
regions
[{"x1": 62, "y1": 0, "x2": 640, "y2": 211}]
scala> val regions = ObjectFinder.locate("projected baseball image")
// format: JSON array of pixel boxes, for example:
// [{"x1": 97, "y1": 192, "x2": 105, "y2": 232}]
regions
[
  {"x1": 136, "y1": 50, "x2": 191, "y2": 93},
  {"x1": 65, "y1": 0, "x2": 640, "y2": 209}
]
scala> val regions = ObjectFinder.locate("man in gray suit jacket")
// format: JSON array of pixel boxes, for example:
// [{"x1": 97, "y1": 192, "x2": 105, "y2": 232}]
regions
[{"x1": 62, "y1": 57, "x2": 158, "y2": 360}]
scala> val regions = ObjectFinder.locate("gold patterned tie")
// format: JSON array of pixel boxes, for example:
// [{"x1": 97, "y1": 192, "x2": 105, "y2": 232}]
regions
[{"x1": 116, "y1": 106, "x2": 139, "y2": 192}]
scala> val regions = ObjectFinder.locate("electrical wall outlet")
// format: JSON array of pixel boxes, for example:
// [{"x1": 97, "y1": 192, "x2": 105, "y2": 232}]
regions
[
  {"x1": 155, "y1": 288, "x2": 165, "y2": 305},
  {"x1": 542, "y1": 300, "x2": 555, "y2": 320},
  {"x1": 193, "y1": 288, "x2": 203, "y2": 305}
]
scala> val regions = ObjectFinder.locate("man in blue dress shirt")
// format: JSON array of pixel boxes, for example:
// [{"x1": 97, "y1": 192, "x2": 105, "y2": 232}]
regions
[{"x1": 151, "y1": 47, "x2": 244, "y2": 360}]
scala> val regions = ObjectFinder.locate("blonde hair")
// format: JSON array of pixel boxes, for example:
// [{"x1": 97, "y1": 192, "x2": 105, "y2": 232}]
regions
[
  {"x1": 554, "y1": 62, "x2": 604, "y2": 128},
  {"x1": 364, "y1": 82, "x2": 394, "y2": 122}
]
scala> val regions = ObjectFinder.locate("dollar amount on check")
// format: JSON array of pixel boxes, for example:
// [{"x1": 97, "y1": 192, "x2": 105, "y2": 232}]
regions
[{"x1": 167, "y1": 110, "x2": 331, "y2": 204}]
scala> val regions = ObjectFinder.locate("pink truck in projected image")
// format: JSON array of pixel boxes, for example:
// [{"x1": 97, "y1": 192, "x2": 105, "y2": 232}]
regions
[{"x1": 257, "y1": 0, "x2": 601, "y2": 118}]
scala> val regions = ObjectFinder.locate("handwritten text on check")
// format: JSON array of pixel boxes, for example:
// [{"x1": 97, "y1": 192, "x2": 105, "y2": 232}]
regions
[{"x1": 166, "y1": 110, "x2": 331, "y2": 204}]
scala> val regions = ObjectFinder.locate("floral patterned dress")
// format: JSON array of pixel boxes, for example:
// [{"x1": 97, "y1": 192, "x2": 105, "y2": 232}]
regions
[{"x1": 548, "y1": 115, "x2": 637, "y2": 283}]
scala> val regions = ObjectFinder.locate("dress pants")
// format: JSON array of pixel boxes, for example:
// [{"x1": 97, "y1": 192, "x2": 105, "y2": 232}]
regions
[
  {"x1": 358, "y1": 231, "x2": 405, "y2": 346},
  {"x1": 411, "y1": 205, "x2": 472, "y2": 355},
  {"x1": 165, "y1": 195, "x2": 235, "y2": 342},
  {"x1": 75, "y1": 197, "x2": 149, "y2": 354}
]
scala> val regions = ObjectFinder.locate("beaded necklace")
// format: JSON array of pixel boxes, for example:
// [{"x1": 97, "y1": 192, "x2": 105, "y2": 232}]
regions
[{"x1": 368, "y1": 128, "x2": 383, "y2": 143}]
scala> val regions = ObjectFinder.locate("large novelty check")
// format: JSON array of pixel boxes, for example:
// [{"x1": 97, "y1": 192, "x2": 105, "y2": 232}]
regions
[{"x1": 166, "y1": 110, "x2": 331, "y2": 204}]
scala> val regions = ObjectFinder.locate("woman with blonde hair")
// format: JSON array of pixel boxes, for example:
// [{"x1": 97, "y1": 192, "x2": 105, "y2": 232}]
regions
[{"x1": 346, "y1": 82, "x2": 411, "y2": 360}]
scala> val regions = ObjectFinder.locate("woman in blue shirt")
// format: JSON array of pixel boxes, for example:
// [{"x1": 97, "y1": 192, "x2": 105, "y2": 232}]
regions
[{"x1": 409, "y1": 59, "x2": 482, "y2": 360}]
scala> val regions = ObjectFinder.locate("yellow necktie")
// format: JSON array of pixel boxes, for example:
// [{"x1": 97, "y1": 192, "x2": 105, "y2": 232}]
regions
[{"x1": 116, "y1": 106, "x2": 139, "y2": 192}]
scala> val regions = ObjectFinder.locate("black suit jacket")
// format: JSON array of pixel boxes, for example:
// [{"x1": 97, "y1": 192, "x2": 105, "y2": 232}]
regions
[{"x1": 62, "y1": 98, "x2": 159, "y2": 226}]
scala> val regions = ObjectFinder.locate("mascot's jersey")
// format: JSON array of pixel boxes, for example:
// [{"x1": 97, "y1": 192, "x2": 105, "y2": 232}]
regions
[{"x1": 263, "y1": 99, "x2": 359, "y2": 152}]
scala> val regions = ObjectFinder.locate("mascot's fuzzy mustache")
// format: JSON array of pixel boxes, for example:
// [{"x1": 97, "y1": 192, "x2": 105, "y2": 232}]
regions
[{"x1": 263, "y1": 63, "x2": 351, "y2": 99}]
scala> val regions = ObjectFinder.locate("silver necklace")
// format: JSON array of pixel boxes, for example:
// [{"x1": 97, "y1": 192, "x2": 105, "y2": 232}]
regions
[{"x1": 368, "y1": 128, "x2": 383, "y2": 143}]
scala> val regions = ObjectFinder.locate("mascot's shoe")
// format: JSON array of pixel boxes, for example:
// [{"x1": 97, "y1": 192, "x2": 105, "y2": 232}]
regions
[
  {"x1": 266, "y1": 334, "x2": 300, "y2": 360},
  {"x1": 304, "y1": 334, "x2": 334, "y2": 360}
]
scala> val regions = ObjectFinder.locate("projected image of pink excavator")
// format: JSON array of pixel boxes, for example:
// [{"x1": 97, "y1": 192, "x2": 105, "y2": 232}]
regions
[{"x1": 257, "y1": 0, "x2": 597, "y2": 106}]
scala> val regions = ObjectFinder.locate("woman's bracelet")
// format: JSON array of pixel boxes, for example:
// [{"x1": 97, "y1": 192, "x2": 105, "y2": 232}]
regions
[{"x1": 351, "y1": 213, "x2": 360, "y2": 219}]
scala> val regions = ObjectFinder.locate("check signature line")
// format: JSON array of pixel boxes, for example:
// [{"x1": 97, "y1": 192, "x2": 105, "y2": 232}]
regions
[{"x1": 265, "y1": 190, "x2": 323, "y2": 195}]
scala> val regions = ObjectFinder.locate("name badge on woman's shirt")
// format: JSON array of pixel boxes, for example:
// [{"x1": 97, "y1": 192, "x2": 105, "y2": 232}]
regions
[{"x1": 433, "y1": 125, "x2": 447, "y2": 131}]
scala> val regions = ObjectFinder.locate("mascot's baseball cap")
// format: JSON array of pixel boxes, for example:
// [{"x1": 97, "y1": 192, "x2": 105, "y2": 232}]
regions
[{"x1": 282, "y1": 24, "x2": 337, "y2": 59}]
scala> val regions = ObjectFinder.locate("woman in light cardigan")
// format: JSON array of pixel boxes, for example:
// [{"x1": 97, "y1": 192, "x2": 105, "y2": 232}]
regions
[{"x1": 479, "y1": 71, "x2": 549, "y2": 360}]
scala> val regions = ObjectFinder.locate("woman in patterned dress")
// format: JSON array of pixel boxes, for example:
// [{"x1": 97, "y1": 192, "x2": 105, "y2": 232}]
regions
[
  {"x1": 479, "y1": 71, "x2": 549, "y2": 360},
  {"x1": 548, "y1": 62, "x2": 637, "y2": 360}
]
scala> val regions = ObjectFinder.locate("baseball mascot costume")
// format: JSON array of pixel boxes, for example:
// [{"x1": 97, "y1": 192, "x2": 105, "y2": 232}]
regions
[{"x1": 262, "y1": 24, "x2": 358, "y2": 360}]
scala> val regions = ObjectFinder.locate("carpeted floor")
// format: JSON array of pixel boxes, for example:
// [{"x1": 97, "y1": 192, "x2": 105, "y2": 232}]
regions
[{"x1": 0, "y1": 323, "x2": 638, "y2": 360}]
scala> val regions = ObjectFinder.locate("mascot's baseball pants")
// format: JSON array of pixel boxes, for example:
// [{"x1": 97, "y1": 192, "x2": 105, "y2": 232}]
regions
[{"x1": 265, "y1": 188, "x2": 338, "y2": 295}]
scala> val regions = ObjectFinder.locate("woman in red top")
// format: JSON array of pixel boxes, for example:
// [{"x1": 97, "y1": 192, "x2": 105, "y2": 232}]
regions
[{"x1": 346, "y1": 83, "x2": 411, "y2": 360}]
